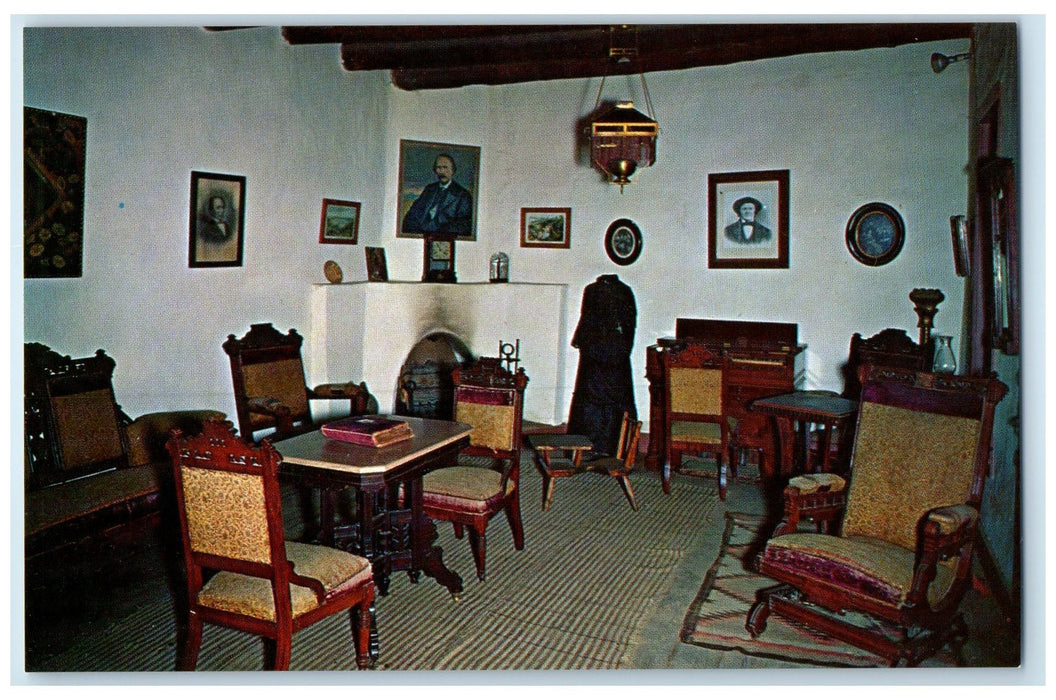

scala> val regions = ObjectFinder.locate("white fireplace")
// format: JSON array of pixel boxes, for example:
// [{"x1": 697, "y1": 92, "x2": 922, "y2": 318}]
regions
[{"x1": 307, "y1": 281, "x2": 570, "y2": 424}]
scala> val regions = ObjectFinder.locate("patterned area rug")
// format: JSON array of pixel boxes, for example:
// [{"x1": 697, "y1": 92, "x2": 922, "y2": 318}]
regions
[
  {"x1": 679, "y1": 511, "x2": 957, "y2": 668},
  {"x1": 29, "y1": 460, "x2": 722, "y2": 672}
]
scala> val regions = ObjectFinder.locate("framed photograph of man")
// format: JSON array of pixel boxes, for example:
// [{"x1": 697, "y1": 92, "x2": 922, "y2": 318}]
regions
[
  {"x1": 189, "y1": 171, "x2": 245, "y2": 268},
  {"x1": 520, "y1": 207, "x2": 571, "y2": 249},
  {"x1": 397, "y1": 139, "x2": 480, "y2": 241},
  {"x1": 319, "y1": 198, "x2": 360, "y2": 244},
  {"x1": 707, "y1": 169, "x2": 789, "y2": 269}
]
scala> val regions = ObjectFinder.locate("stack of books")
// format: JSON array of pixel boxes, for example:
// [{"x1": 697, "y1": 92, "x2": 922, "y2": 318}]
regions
[{"x1": 321, "y1": 416, "x2": 414, "y2": 447}]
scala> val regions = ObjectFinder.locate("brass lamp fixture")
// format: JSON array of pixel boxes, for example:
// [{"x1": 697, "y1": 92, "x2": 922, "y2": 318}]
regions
[
  {"x1": 586, "y1": 27, "x2": 659, "y2": 192},
  {"x1": 931, "y1": 51, "x2": 971, "y2": 73}
]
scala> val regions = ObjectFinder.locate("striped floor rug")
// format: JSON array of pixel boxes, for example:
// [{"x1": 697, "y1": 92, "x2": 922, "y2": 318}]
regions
[{"x1": 33, "y1": 459, "x2": 723, "y2": 672}]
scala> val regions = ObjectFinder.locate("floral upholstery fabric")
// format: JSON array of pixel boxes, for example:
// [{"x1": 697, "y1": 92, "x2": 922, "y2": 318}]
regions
[
  {"x1": 787, "y1": 473, "x2": 847, "y2": 495},
  {"x1": 197, "y1": 542, "x2": 372, "y2": 622},
  {"x1": 421, "y1": 466, "x2": 512, "y2": 513},
  {"x1": 841, "y1": 402, "x2": 981, "y2": 551},
  {"x1": 180, "y1": 467, "x2": 271, "y2": 564},
  {"x1": 761, "y1": 532, "x2": 956, "y2": 607},
  {"x1": 669, "y1": 367, "x2": 722, "y2": 415},
  {"x1": 242, "y1": 358, "x2": 310, "y2": 429},
  {"x1": 456, "y1": 399, "x2": 516, "y2": 452}
]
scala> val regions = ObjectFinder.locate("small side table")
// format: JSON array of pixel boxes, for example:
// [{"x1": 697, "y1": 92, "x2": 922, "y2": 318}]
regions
[
  {"x1": 527, "y1": 433, "x2": 639, "y2": 511},
  {"x1": 749, "y1": 392, "x2": 858, "y2": 476}
]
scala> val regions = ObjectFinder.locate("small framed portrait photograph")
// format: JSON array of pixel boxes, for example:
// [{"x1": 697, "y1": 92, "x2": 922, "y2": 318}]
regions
[
  {"x1": 189, "y1": 171, "x2": 245, "y2": 268},
  {"x1": 520, "y1": 207, "x2": 571, "y2": 249},
  {"x1": 707, "y1": 169, "x2": 789, "y2": 269},
  {"x1": 397, "y1": 139, "x2": 480, "y2": 241},
  {"x1": 319, "y1": 199, "x2": 361, "y2": 244},
  {"x1": 365, "y1": 246, "x2": 388, "y2": 282}
]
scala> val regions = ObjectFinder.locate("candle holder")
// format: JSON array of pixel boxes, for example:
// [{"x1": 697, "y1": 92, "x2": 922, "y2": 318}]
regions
[{"x1": 909, "y1": 288, "x2": 945, "y2": 346}]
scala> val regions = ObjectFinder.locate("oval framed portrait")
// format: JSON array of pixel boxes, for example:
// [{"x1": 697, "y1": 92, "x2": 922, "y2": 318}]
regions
[
  {"x1": 604, "y1": 218, "x2": 643, "y2": 266},
  {"x1": 845, "y1": 202, "x2": 905, "y2": 266}
]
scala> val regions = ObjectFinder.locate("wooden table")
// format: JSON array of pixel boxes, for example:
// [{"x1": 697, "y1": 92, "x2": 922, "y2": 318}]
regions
[
  {"x1": 275, "y1": 416, "x2": 472, "y2": 599},
  {"x1": 749, "y1": 392, "x2": 858, "y2": 476}
]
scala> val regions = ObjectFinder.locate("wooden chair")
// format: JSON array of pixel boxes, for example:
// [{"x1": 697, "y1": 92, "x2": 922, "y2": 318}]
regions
[
  {"x1": 421, "y1": 358, "x2": 528, "y2": 582},
  {"x1": 746, "y1": 366, "x2": 1007, "y2": 666},
  {"x1": 530, "y1": 411, "x2": 641, "y2": 511},
  {"x1": 661, "y1": 341, "x2": 735, "y2": 499},
  {"x1": 223, "y1": 322, "x2": 373, "y2": 443},
  {"x1": 223, "y1": 323, "x2": 374, "y2": 541},
  {"x1": 166, "y1": 419, "x2": 376, "y2": 671},
  {"x1": 23, "y1": 342, "x2": 224, "y2": 558}
]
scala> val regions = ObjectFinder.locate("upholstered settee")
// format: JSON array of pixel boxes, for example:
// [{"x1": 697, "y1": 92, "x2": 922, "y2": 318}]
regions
[{"x1": 23, "y1": 343, "x2": 225, "y2": 558}]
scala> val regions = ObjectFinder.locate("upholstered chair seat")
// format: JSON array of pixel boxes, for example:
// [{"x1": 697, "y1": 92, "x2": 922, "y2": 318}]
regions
[
  {"x1": 198, "y1": 542, "x2": 373, "y2": 621},
  {"x1": 422, "y1": 466, "x2": 514, "y2": 514}
]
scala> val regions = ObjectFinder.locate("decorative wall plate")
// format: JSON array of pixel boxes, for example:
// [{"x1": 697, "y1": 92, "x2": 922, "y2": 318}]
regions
[
  {"x1": 845, "y1": 202, "x2": 905, "y2": 266},
  {"x1": 604, "y1": 218, "x2": 643, "y2": 266},
  {"x1": 323, "y1": 259, "x2": 343, "y2": 283}
]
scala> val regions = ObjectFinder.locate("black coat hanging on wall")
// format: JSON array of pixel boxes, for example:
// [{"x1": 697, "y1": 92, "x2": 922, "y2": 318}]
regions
[{"x1": 567, "y1": 274, "x2": 637, "y2": 456}]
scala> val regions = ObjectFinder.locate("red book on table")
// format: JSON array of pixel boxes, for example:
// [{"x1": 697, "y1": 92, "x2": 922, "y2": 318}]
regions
[{"x1": 321, "y1": 416, "x2": 414, "y2": 447}]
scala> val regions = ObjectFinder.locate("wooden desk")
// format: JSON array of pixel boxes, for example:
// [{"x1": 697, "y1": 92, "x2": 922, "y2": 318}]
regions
[
  {"x1": 276, "y1": 416, "x2": 471, "y2": 599},
  {"x1": 749, "y1": 392, "x2": 858, "y2": 476}
]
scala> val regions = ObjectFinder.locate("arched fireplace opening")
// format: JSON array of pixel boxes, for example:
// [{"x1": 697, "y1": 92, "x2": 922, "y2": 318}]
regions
[{"x1": 395, "y1": 332, "x2": 474, "y2": 420}]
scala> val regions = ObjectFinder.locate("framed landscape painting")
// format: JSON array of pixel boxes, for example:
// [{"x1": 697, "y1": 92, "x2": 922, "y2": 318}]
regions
[
  {"x1": 520, "y1": 207, "x2": 571, "y2": 249},
  {"x1": 319, "y1": 199, "x2": 360, "y2": 244}
]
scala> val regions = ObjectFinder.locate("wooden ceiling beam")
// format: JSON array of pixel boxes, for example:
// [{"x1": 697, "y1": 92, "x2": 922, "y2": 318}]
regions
[{"x1": 281, "y1": 23, "x2": 972, "y2": 90}]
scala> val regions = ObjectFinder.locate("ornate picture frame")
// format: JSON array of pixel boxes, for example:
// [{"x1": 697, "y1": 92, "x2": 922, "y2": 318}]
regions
[
  {"x1": 397, "y1": 139, "x2": 480, "y2": 241},
  {"x1": 189, "y1": 171, "x2": 245, "y2": 268},
  {"x1": 520, "y1": 207, "x2": 571, "y2": 249},
  {"x1": 319, "y1": 199, "x2": 360, "y2": 244},
  {"x1": 950, "y1": 214, "x2": 970, "y2": 277},
  {"x1": 707, "y1": 169, "x2": 790, "y2": 269},
  {"x1": 604, "y1": 218, "x2": 643, "y2": 266},
  {"x1": 845, "y1": 202, "x2": 905, "y2": 267}
]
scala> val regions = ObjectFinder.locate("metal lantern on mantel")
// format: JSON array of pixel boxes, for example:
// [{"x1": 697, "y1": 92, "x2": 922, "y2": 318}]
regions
[{"x1": 589, "y1": 100, "x2": 658, "y2": 192}]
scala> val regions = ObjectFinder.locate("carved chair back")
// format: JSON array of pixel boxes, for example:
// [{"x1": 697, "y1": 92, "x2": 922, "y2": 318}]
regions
[
  {"x1": 223, "y1": 323, "x2": 313, "y2": 438},
  {"x1": 844, "y1": 328, "x2": 933, "y2": 400},
  {"x1": 24, "y1": 343, "x2": 131, "y2": 489},
  {"x1": 663, "y1": 341, "x2": 726, "y2": 439},
  {"x1": 452, "y1": 357, "x2": 529, "y2": 478}
]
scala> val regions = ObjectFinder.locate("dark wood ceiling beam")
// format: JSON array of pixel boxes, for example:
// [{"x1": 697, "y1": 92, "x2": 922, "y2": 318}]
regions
[
  {"x1": 282, "y1": 24, "x2": 609, "y2": 45},
  {"x1": 282, "y1": 23, "x2": 972, "y2": 90},
  {"x1": 390, "y1": 24, "x2": 971, "y2": 90}
]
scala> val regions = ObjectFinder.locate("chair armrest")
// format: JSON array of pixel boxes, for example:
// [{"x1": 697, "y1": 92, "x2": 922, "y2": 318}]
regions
[
  {"x1": 309, "y1": 381, "x2": 373, "y2": 414},
  {"x1": 125, "y1": 409, "x2": 226, "y2": 467},
  {"x1": 905, "y1": 504, "x2": 980, "y2": 608},
  {"x1": 773, "y1": 473, "x2": 848, "y2": 536},
  {"x1": 923, "y1": 504, "x2": 979, "y2": 538},
  {"x1": 247, "y1": 396, "x2": 292, "y2": 417}
]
